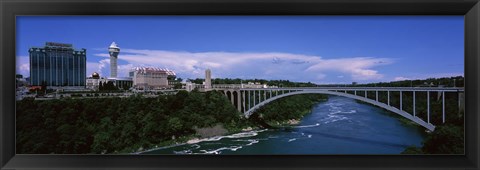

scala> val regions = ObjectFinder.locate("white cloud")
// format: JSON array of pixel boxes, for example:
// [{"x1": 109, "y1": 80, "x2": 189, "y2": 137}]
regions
[
  {"x1": 95, "y1": 53, "x2": 110, "y2": 58},
  {"x1": 394, "y1": 76, "x2": 410, "y2": 81},
  {"x1": 118, "y1": 63, "x2": 134, "y2": 77},
  {"x1": 86, "y1": 62, "x2": 100, "y2": 77},
  {"x1": 393, "y1": 73, "x2": 464, "y2": 82},
  {"x1": 15, "y1": 50, "x2": 395, "y2": 83},
  {"x1": 317, "y1": 74, "x2": 327, "y2": 80},
  {"x1": 16, "y1": 56, "x2": 30, "y2": 77},
  {"x1": 87, "y1": 58, "x2": 135, "y2": 78},
  {"x1": 92, "y1": 49, "x2": 393, "y2": 83},
  {"x1": 98, "y1": 59, "x2": 110, "y2": 74},
  {"x1": 305, "y1": 57, "x2": 392, "y2": 81}
]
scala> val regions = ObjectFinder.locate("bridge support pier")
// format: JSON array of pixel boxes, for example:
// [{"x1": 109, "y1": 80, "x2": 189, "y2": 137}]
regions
[
  {"x1": 458, "y1": 92, "x2": 461, "y2": 111},
  {"x1": 400, "y1": 91, "x2": 403, "y2": 111},
  {"x1": 259, "y1": 90, "x2": 261, "y2": 102},
  {"x1": 264, "y1": 91, "x2": 266, "y2": 101},
  {"x1": 413, "y1": 91, "x2": 416, "y2": 117},
  {"x1": 387, "y1": 91, "x2": 390, "y2": 106},
  {"x1": 427, "y1": 91, "x2": 430, "y2": 124},
  {"x1": 230, "y1": 91, "x2": 235, "y2": 105},
  {"x1": 248, "y1": 90, "x2": 251, "y2": 110},
  {"x1": 237, "y1": 90, "x2": 242, "y2": 112},
  {"x1": 376, "y1": 91, "x2": 378, "y2": 101},
  {"x1": 253, "y1": 90, "x2": 256, "y2": 106},
  {"x1": 458, "y1": 92, "x2": 464, "y2": 113},
  {"x1": 442, "y1": 91, "x2": 445, "y2": 123},
  {"x1": 243, "y1": 90, "x2": 246, "y2": 113},
  {"x1": 258, "y1": 91, "x2": 261, "y2": 102}
]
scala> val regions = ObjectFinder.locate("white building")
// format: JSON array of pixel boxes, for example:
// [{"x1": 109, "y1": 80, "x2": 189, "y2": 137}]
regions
[
  {"x1": 211, "y1": 82, "x2": 276, "y2": 89},
  {"x1": 130, "y1": 66, "x2": 176, "y2": 90},
  {"x1": 185, "y1": 81, "x2": 205, "y2": 92},
  {"x1": 243, "y1": 82, "x2": 269, "y2": 88}
]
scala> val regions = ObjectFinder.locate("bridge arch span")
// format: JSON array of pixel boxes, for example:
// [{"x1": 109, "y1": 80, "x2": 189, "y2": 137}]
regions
[
  {"x1": 244, "y1": 90, "x2": 435, "y2": 131},
  {"x1": 226, "y1": 91, "x2": 232, "y2": 103}
]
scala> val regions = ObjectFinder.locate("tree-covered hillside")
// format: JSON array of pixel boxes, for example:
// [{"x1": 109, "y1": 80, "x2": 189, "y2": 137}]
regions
[{"x1": 16, "y1": 90, "x2": 327, "y2": 154}]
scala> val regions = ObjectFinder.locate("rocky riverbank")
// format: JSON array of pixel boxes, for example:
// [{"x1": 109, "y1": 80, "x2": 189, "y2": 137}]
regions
[{"x1": 186, "y1": 125, "x2": 258, "y2": 144}]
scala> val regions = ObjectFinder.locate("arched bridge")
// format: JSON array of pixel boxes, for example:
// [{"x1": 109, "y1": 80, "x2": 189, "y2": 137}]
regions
[{"x1": 212, "y1": 87, "x2": 464, "y2": 131}]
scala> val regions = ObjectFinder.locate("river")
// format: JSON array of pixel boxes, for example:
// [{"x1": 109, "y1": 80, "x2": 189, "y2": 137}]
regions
[{"x1": 142, "y1": 95, "x2": 426, "y2": 154}]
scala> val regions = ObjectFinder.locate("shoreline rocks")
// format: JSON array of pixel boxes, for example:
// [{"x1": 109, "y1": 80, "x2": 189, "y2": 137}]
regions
[
  {"x1": 287, "y1": 119, "x2": 300, "y2": 125},
  {"x1": 242, "y1": 127, "x2": 253, "y2": 131},
  {"x1": 187, "y1": 138, "x2": 201, "y2": 144},
  {"x1": 194, "y1": 124, "x2": 229, "y2": 138}
]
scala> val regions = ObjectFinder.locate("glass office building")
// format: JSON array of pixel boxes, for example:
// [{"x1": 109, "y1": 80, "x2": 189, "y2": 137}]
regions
[{"x1": 29, "y1": 42, "x2": 86, "y2": 87}]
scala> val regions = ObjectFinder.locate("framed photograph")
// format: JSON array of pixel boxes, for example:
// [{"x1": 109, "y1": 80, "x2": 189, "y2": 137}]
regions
[{"x1": 1, "y1": 0, "x2": 479, "y2": 169}]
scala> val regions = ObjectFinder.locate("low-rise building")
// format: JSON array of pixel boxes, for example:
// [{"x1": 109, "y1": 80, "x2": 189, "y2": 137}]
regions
[
  {"x1": 243, "y1": 82, "x2": 268, "y2": 88},
  {"x1": 185, "y1": 81, "x2": 205, "y2": 92},
  {"x1": 86, "y1": 72, "x2": 133, "y2": 91},
  {"x1": 108, "y1": 77, "x2": 133, "y2": 90},
  {"x1": 86, "y1": 72, "x2": 108, "y2": 90}
]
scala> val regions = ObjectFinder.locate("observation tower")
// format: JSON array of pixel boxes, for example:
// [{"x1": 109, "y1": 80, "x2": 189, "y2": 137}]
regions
[{"x1": 108, "y1": 42, "x2": 120, "y2": 78}]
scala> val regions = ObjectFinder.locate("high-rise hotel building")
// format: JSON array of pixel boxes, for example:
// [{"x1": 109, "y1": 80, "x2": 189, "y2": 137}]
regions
[{"x1": 29, "y1": 42, "x2": 86, "y2": 87}]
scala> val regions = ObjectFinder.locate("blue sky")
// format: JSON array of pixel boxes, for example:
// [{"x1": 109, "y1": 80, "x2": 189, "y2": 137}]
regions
[{"x1": 16, "y1": 16, "x2": 464, "y2": 84}]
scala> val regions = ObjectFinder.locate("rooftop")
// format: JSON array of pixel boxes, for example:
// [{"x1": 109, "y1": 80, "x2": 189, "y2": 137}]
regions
[
  {"x1": 109, "y1": 42, "x2": 120, "y2": 49},
  {"x1": 131, "y1": 66, "x2": 176, "y2": 76}
]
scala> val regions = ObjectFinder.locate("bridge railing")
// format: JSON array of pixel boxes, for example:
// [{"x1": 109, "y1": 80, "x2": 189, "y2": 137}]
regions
[{"x1": 223, "y1": 87, "x2": 465, "y2": 92}]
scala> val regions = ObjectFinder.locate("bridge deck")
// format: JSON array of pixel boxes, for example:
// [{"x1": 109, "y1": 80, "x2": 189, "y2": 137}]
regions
[{"x1": 214, "y1": 87, "x2": 464, "y2": 92}]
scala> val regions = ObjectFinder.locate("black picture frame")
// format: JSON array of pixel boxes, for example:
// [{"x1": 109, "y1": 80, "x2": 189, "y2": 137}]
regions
[{"x1": 1, "y1": 0, "x2": 479, "y2": 169}]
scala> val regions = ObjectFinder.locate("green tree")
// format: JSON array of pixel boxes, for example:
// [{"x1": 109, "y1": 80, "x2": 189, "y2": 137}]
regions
[
  {"x1": 168, "y1": 117, "x2": 183, "y2": 133},
  {"x1": 422, "y1": 125, "x2": 464, "y2": 154},
  {"x1": 99, "y1": 82, "x2": 104, "y2": 90}
]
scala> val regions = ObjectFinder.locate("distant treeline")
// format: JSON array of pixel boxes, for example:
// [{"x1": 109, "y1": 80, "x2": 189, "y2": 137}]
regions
[
  {"x1": 355, "y1": 76, "x2": 464, "y2": 87},
  {"x1": 188, "y1": 78, "x2": 317, "y2": 87}
]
